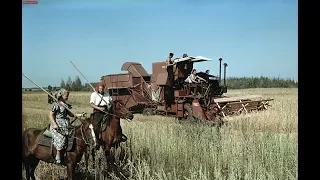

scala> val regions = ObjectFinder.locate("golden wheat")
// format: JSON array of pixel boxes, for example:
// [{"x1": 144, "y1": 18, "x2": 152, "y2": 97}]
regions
[{"x1": 22, "y1": 88, "x2": 297, "y2": 180}]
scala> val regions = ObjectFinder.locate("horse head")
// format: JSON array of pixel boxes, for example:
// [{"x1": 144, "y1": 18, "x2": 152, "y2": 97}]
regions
[
  {"x1": 109, "y1": 100, "x2": 134, "y2": 120},
  {"x1": 75, "y1": 113, "x2": 96, "y2": 147}
]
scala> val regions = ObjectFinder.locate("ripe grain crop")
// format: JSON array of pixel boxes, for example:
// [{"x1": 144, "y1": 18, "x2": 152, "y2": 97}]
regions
[{"x1": 22, "y1": 88, "x2": 297, "y2": 180}]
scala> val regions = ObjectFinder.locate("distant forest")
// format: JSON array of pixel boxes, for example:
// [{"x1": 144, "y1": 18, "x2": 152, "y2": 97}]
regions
[{"x1": 23, "y1": 75, "x2": 298, "y2": 92}]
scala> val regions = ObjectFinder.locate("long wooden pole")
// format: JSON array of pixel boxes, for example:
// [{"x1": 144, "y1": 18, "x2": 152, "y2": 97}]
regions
[
  {"x1": 70, "y1": 61, "x2": 110, "y2": 109},
  {"x1": 22, "y1": 73, "x2": 77, "y2": 117}
]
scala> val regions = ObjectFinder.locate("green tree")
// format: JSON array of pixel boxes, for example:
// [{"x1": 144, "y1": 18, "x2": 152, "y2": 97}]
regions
[
  {"x1": 73, "y1": 76, "x2": 82, "y2": 91},
  {"x1": 65, "y1": 76, "x2": 72, "y2": 91},
  {"x1": 60, "y1": 79, "x2": 66, "y2": 89}
]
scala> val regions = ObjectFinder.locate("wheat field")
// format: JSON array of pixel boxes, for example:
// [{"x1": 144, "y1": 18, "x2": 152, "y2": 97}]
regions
[{"x1": 22, "y1": 88, "x2": 298, "y2": 180}]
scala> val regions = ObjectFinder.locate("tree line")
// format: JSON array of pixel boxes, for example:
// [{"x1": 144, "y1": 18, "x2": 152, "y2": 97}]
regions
[
  {"x1": 40, "y1": 75, "x2": 297, "y2": 92},
  {"x1": 225, "y1": 76, "x2": 298, "y2": 89},
  {"x1": 56, "y1": 76, "x2": 98, "y2": 91}
]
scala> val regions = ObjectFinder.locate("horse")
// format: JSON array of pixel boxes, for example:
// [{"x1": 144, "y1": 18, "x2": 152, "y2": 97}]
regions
[
  {"x1": 84, "y1": 99, "x2": 134, "y2": 172},
  {"x1": 22, "y1": 116, "x2": 96, "y2": 180}
]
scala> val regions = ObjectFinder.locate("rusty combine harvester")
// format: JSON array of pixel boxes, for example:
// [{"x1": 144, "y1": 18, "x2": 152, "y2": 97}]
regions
[{"x1": 101, "y1": 56, "x2": 274, "y2": 124}]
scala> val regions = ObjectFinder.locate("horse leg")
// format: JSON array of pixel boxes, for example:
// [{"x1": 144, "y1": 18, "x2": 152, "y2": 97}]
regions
[
  {"x1": 91, "y1": 148, "x2": 96, "y2": 169},
  {"x1": 84, "y1": 149, "x2": 89, "y2": 171},
  {"x1": 23, "y1": 160, "x2": 31, "y2": 180},
  {"x1": 23, "y1": 133, "x2": 32, "y2": 180},
  {"x1": 66, "y1": 154, "x2": 76, "y2": 180},
  {"x1": 26, "y1": 156, "x2": 39, "y2": 180},
  {"x1": 104, "y1": 145, "x2": 115, "y2": 174}
]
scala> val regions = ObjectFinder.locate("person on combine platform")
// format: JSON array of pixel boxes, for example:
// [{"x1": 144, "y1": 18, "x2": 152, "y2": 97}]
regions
[
  {"x1": 184, "y1": 69, "x2": 207, "y2": 95},
  {"x1": 165, "y1": 53, "x2": 176, "y2": 110},
  {"x1": 166, "y1": 52, "x2": 176, "y2": 87},
  {"x1": 185, "y1": 69, "x2": 207, "y2": 83},
  {"x1": 49, "y1": 88, "x2": 75, "y2": 164},
  {"x1": 90, "y1": 82, "x2": 127, "y2": 146}
]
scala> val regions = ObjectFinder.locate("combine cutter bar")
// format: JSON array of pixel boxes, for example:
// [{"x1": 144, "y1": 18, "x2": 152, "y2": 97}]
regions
[
  {"x1": 216, "y1": 98, "x2": 274, "y2": 116},
  {"x1": 215, "y1": 102, "x2": 226, "y2": 117},
  {"x1": 214, "y1": 95, "x2": 262, "y2": 103}
]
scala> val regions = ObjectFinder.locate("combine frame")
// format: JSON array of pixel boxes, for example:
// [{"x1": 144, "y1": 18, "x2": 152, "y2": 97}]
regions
[{"x1": 100, "y1": 56, "x2": 274, "y2": 124}]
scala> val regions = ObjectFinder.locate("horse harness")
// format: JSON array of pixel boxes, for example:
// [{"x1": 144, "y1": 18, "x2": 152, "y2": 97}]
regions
[{"x1": 94, "y1": 98, "x2": 131, "y2": 121}]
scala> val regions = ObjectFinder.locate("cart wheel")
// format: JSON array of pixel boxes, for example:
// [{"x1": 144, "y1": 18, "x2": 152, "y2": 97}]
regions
[{"x1": 142, "y1": 108, "x2": 153, "y2": 116}]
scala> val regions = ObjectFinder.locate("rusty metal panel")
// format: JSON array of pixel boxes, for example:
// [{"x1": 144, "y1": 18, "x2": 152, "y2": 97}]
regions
[
  {"x1": 174, "y1": 90, "x2": 187, "y2": 97},
  {"x1": 177, "y1": 111, "x2": 183, "y2": 117},
  {"x1": 121, "y1": 62, "x2": 136, "y2": 71},
  {"x1": 192, "y1": 99, "x2": 207, "y2": 120},
  {"x1": 117, "y1": 74, "x2": 130, "y2": 82},
  {"x1": 129, "y1": 65, "x2": 149, "y2": 77},
  {"x1": 121, "y1": 81, "x2": 132, "y2": 87},
  {"x1": 103, "y1": 73, "x2": 133, "y2": 89},
  {"x1": 155, "y1": 73, "x2": 168, "y2": 85},
  {"x1": 170, "y1": 104, "x2": 177, "y2": 112},
  {"x1": 110, "y1": 75, "x2": 119, "y2": 82},
  {"x1": 121, "y1": 62, "x2": 149, "y2": 77},
  {"x1": 110, "y1": 86, "x2": 152, "y2": 110},
  {"x1": 132, "y1": 77, "x2": 141, "y2": 86},
  {"x1": 152, "y1": 62, "x2": 167, "y2": 75}
]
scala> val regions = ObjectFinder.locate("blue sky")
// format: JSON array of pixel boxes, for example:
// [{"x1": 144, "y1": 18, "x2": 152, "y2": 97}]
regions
[{"x1": 22, "y1": 0, "x2": 298, "y2": 88}]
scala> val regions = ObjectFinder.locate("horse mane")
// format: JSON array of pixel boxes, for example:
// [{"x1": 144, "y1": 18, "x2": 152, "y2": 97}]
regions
[
  {"x1": 103, "y1": 101, "x2": 116, "y2": 127},
  {"x1": 71, "y1": 117, "x2": 91, "y2": 130},
  {"x1": 99, "y1": 100, "x2": 123, "y2": 131}
]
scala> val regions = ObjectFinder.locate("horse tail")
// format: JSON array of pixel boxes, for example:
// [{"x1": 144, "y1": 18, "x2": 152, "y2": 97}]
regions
[
  {"x1": 22, "y1": 130, "x2": 29, "y2": 167},
  {"x1": 22, "y1": 131, "x2": 26, "y2": 168}
]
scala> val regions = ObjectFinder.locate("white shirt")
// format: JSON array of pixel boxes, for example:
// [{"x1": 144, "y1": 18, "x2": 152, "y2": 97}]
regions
[
  {"x1": 185, "y1": 76, "x2": 192, "y2": 83},
  {"x1": 185, "y1": 74, "x2": 197, "y2": 83},
  {"x1": 90, "y1": 91, "x2": 112, "y2": 107}
]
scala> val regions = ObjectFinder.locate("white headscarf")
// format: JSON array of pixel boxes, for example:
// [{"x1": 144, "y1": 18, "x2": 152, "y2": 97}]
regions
[{"x1": 55, "y1": 88, "x2": 69, "y2": 100}]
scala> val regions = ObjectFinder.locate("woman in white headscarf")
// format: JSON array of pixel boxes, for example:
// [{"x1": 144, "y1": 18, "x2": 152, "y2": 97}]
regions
[{"x1": 49, "y1": 88, "x2": 74, "y2": 164}]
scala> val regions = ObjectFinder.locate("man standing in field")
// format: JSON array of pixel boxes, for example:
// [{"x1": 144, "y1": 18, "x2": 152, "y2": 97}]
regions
[{"x1": 47, "y1": 90, "x2": 53, "y2": 104}]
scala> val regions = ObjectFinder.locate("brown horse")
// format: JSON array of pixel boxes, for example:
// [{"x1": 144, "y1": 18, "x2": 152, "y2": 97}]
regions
[
  {"x1": 84, "y1": 100, "x2": 134, "y2": 171},
  {"x1": 22, "y1": 116, "x2": 95, "y2": 180}
]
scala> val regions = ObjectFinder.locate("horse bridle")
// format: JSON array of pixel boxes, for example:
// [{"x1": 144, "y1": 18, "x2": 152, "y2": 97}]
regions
[
  {"x1": 72, "y1": 102, "x2": 131, "y2": 146},
  {"x1": 101, "y1": 102, "x2": 132, "y2": 121},
  {"x1": 74, "y1": 123, "x2": 96, "y2": 147}
]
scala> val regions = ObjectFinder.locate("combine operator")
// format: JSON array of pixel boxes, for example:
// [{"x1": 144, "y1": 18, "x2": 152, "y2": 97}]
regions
[{"x1": 185, "y1": 69, "x2": 207, "y2": 95}]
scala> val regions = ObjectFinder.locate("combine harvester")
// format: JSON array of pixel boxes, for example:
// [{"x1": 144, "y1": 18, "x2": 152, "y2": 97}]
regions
[{"x1": 100, "y1": 55, "x2": 274, "y2": 124}]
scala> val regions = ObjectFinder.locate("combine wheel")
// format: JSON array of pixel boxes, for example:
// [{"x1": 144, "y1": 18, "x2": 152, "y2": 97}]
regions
[
  {"x1": 183, "y1": 103, "x2": 195, "y2": 121},
  {"x1": 142, "y1": 108, "x2": 153, "y2": 116}
]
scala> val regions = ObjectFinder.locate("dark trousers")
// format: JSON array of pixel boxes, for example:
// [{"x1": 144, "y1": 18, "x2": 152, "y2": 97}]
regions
[
  {"x1": 167, "y1": 67, "x2": 174, "y2": 87},
  {"x1": 166, "y1": 67, "x2": 174, "y2": 106},
  {"x1": 93, "y1": 111, "x2": 105, "y2": 139}
]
